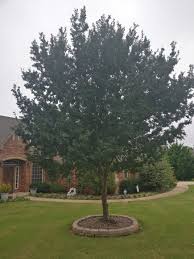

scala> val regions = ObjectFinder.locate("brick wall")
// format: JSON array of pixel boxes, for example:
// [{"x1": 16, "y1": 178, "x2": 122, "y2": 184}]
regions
[
  {"x1": 0, "y1": 135, "x2": 27, "y2": 161},
  {"x1": 19, "y1": 162, "x2": 32, "y2": 192},
  {"x1": 0, "y1": 135, "x2": 30, "y2": 192}
]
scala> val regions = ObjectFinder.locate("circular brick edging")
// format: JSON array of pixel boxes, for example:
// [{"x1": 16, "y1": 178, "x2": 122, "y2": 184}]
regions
[{"x1": 72, "y1": 215, "x2": 139, "y2": 237}]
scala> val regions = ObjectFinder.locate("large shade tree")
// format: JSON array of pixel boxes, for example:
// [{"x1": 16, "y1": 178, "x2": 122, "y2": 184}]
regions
[{"x1": 13, "y1": 7, "x2": 194, "y2": 220}]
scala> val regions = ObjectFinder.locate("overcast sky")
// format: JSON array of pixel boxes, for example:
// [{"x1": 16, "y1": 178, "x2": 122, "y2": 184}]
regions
[{"x1": 0, "y1": 0, "x2": 194, "y2": 146}]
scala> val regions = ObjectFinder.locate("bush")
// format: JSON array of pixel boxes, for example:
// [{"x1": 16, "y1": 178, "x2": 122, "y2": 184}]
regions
[
  {"x1": 119, "y1": 178, "x2": 139, "y2": 194},
  {"x1": 167, "y1": 144, "x2": 194, "y2": 180},
  {"x1": 36, "y1": 183, "x2": 51, "y2": 193},
  {"x1": 30, "y1": 182, "x2": 65, "y2": 193},
  {"x1": 50, "y1": 184, "x2": 65, "y2": 193},
  {"x1": 77, "y1": 172, "x2": 116, "y2": 195},
  {"x1": 0, "y1": 184, "x2": 12, "y2": 193},
  {"x1": 139, "y1": 158, "x2": 176, "y2": 192}
]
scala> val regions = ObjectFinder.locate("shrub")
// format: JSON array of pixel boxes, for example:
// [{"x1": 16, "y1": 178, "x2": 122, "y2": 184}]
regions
[
  {"x1": 119, "y1": 178, "x2": 139, "y2": 194},
  {"x1": 36, "y1": 183, "x2": 51, "y2": 193},
  {"x1": 167, "y1": 144, "x2": 194, "y2": 180},
  {"x1": 50, "y1": 184, "x2": 65, "y2": 193},
  {"x1": 77, "y1": 172, "x2": 116, "y2": 195},
  {"x1": 0, "y1": 184, "x2": 12, "y2": 193},
  {"x1": 139, "y1": 157, "x2": 176, "y2": 192},
  {"x1": 33, "y1": 183, "x2": 65, "y2": 193}
]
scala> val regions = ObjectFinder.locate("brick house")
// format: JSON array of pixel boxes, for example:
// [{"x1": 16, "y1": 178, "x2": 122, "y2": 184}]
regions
[
  {"x1": 0, "y1": 115, "x2": 126, "y2": 193},
  {"x1": 0, "y1": 115, "x2": 46, "y2": 193}
]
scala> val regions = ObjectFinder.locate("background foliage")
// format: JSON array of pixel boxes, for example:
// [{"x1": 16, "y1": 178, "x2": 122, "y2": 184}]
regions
[{"x1": 167, "y1": 144, "x2": 194, "y2": 180}]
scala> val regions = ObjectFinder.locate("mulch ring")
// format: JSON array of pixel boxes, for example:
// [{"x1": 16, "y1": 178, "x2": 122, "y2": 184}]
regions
[
  {"x1": 78, "y1": 215, "x2": 133, "y2": 229},
  {"x1": 72, "y1": 215, "x2": 139, "y2": 237}
]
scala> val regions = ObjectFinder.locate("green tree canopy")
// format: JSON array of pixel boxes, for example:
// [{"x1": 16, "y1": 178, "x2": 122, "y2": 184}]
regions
[
  {"x1": 167, "y1": 143, "x2": 194, "y2": 180},
  {"x1": 13, "y1": 7, "x2": 194, "y2": 220}
]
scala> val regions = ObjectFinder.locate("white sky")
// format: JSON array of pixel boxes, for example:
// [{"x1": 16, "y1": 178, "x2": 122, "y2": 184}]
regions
[{"x1": 0, "y1": 0, "x2": 194, "y2": 146}]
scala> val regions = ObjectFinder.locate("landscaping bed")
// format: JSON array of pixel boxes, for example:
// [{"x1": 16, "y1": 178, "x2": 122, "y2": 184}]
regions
[{"x1": 31, "y1": 192, "x2": 156, "y2": 200}]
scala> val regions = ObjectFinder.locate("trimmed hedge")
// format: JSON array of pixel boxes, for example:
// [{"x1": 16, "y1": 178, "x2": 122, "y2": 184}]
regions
[
  {"x1": 31, "y1": 183, "x2": 65, "y2": 193},
  {"x1": 50, "y1": 184, "x2": 65, "y2": 193},
  {"x1": 37, "y1": 183, "x2": 51, "y2": 193}
]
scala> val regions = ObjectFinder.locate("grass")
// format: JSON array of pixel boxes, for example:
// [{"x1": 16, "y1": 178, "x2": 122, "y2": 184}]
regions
[{"x1": 1, "y1": 187, "x2": 194, "y2": 259}]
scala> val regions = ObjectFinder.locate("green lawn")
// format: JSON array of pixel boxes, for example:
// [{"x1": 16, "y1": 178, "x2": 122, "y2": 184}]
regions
[{"x1": 1, "y1": 188, "x2": 194, "y2": 259}]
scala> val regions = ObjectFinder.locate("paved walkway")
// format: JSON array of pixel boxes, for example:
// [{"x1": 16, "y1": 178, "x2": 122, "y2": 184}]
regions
[{"x1": 28, "y1": 181, "x2": 194, "y2": 204}]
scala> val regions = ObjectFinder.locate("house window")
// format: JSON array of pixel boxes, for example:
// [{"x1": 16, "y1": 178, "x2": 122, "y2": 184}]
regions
[
  {"x1": 32, "y1": 164, "x2": 43, "y2": 184},
  {"x1": 15, "y1": 166, "x2": 20, "y2": 189}
]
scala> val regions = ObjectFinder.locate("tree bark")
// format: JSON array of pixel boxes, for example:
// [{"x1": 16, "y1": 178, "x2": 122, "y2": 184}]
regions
[{"x1": 101, "y1": 170, "x2": 109, "y2": 221}]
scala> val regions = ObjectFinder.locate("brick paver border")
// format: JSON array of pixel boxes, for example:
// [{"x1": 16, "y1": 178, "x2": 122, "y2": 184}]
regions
[{"x1": 72, "y1": 215, "x2": 139, "y2": 237}]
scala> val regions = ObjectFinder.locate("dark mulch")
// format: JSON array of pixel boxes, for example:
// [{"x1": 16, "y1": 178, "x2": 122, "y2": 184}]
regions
[{"x1": 78, "y1": 216, "x2": 133, "y2": 229}]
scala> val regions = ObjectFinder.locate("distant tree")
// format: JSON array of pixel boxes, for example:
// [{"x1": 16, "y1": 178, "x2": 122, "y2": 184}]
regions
[
  {"x1": 13, "y1": 7, "x2": 194, "y2": 221},
  {"x1": 167, "y1": 144, "x2": 194, "y2": 180}
]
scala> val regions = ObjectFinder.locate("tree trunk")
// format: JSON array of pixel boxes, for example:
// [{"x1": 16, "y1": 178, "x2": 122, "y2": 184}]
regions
[{"x1": 101, "y1": 171, "x2": 109, "y2": 221}]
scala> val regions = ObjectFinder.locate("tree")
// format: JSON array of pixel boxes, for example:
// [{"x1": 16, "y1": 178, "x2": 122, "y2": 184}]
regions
[
  {"x1": 13, "y1": 7, "x2": 194, "y2": 221},
  {"x1": 167, "y1": 144, "x2": 194, "y2": 180}
]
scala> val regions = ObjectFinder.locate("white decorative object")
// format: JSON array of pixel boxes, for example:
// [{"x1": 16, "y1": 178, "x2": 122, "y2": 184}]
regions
[
  {"x1": 1, "y1": 193, "x2": 9, "y2": 202},
  {"x1": 123, "y1": 189, "x2": 127, "y2": 196},
  {"x1": 136, "y1": 185, "x2": 139, "y2": 193},
  {"x1": 30, "y1": 188, "x2": 37, "y2": 195},
  {"x1": 67, "y1": 187, "x2": 76, "y2": 197}
]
